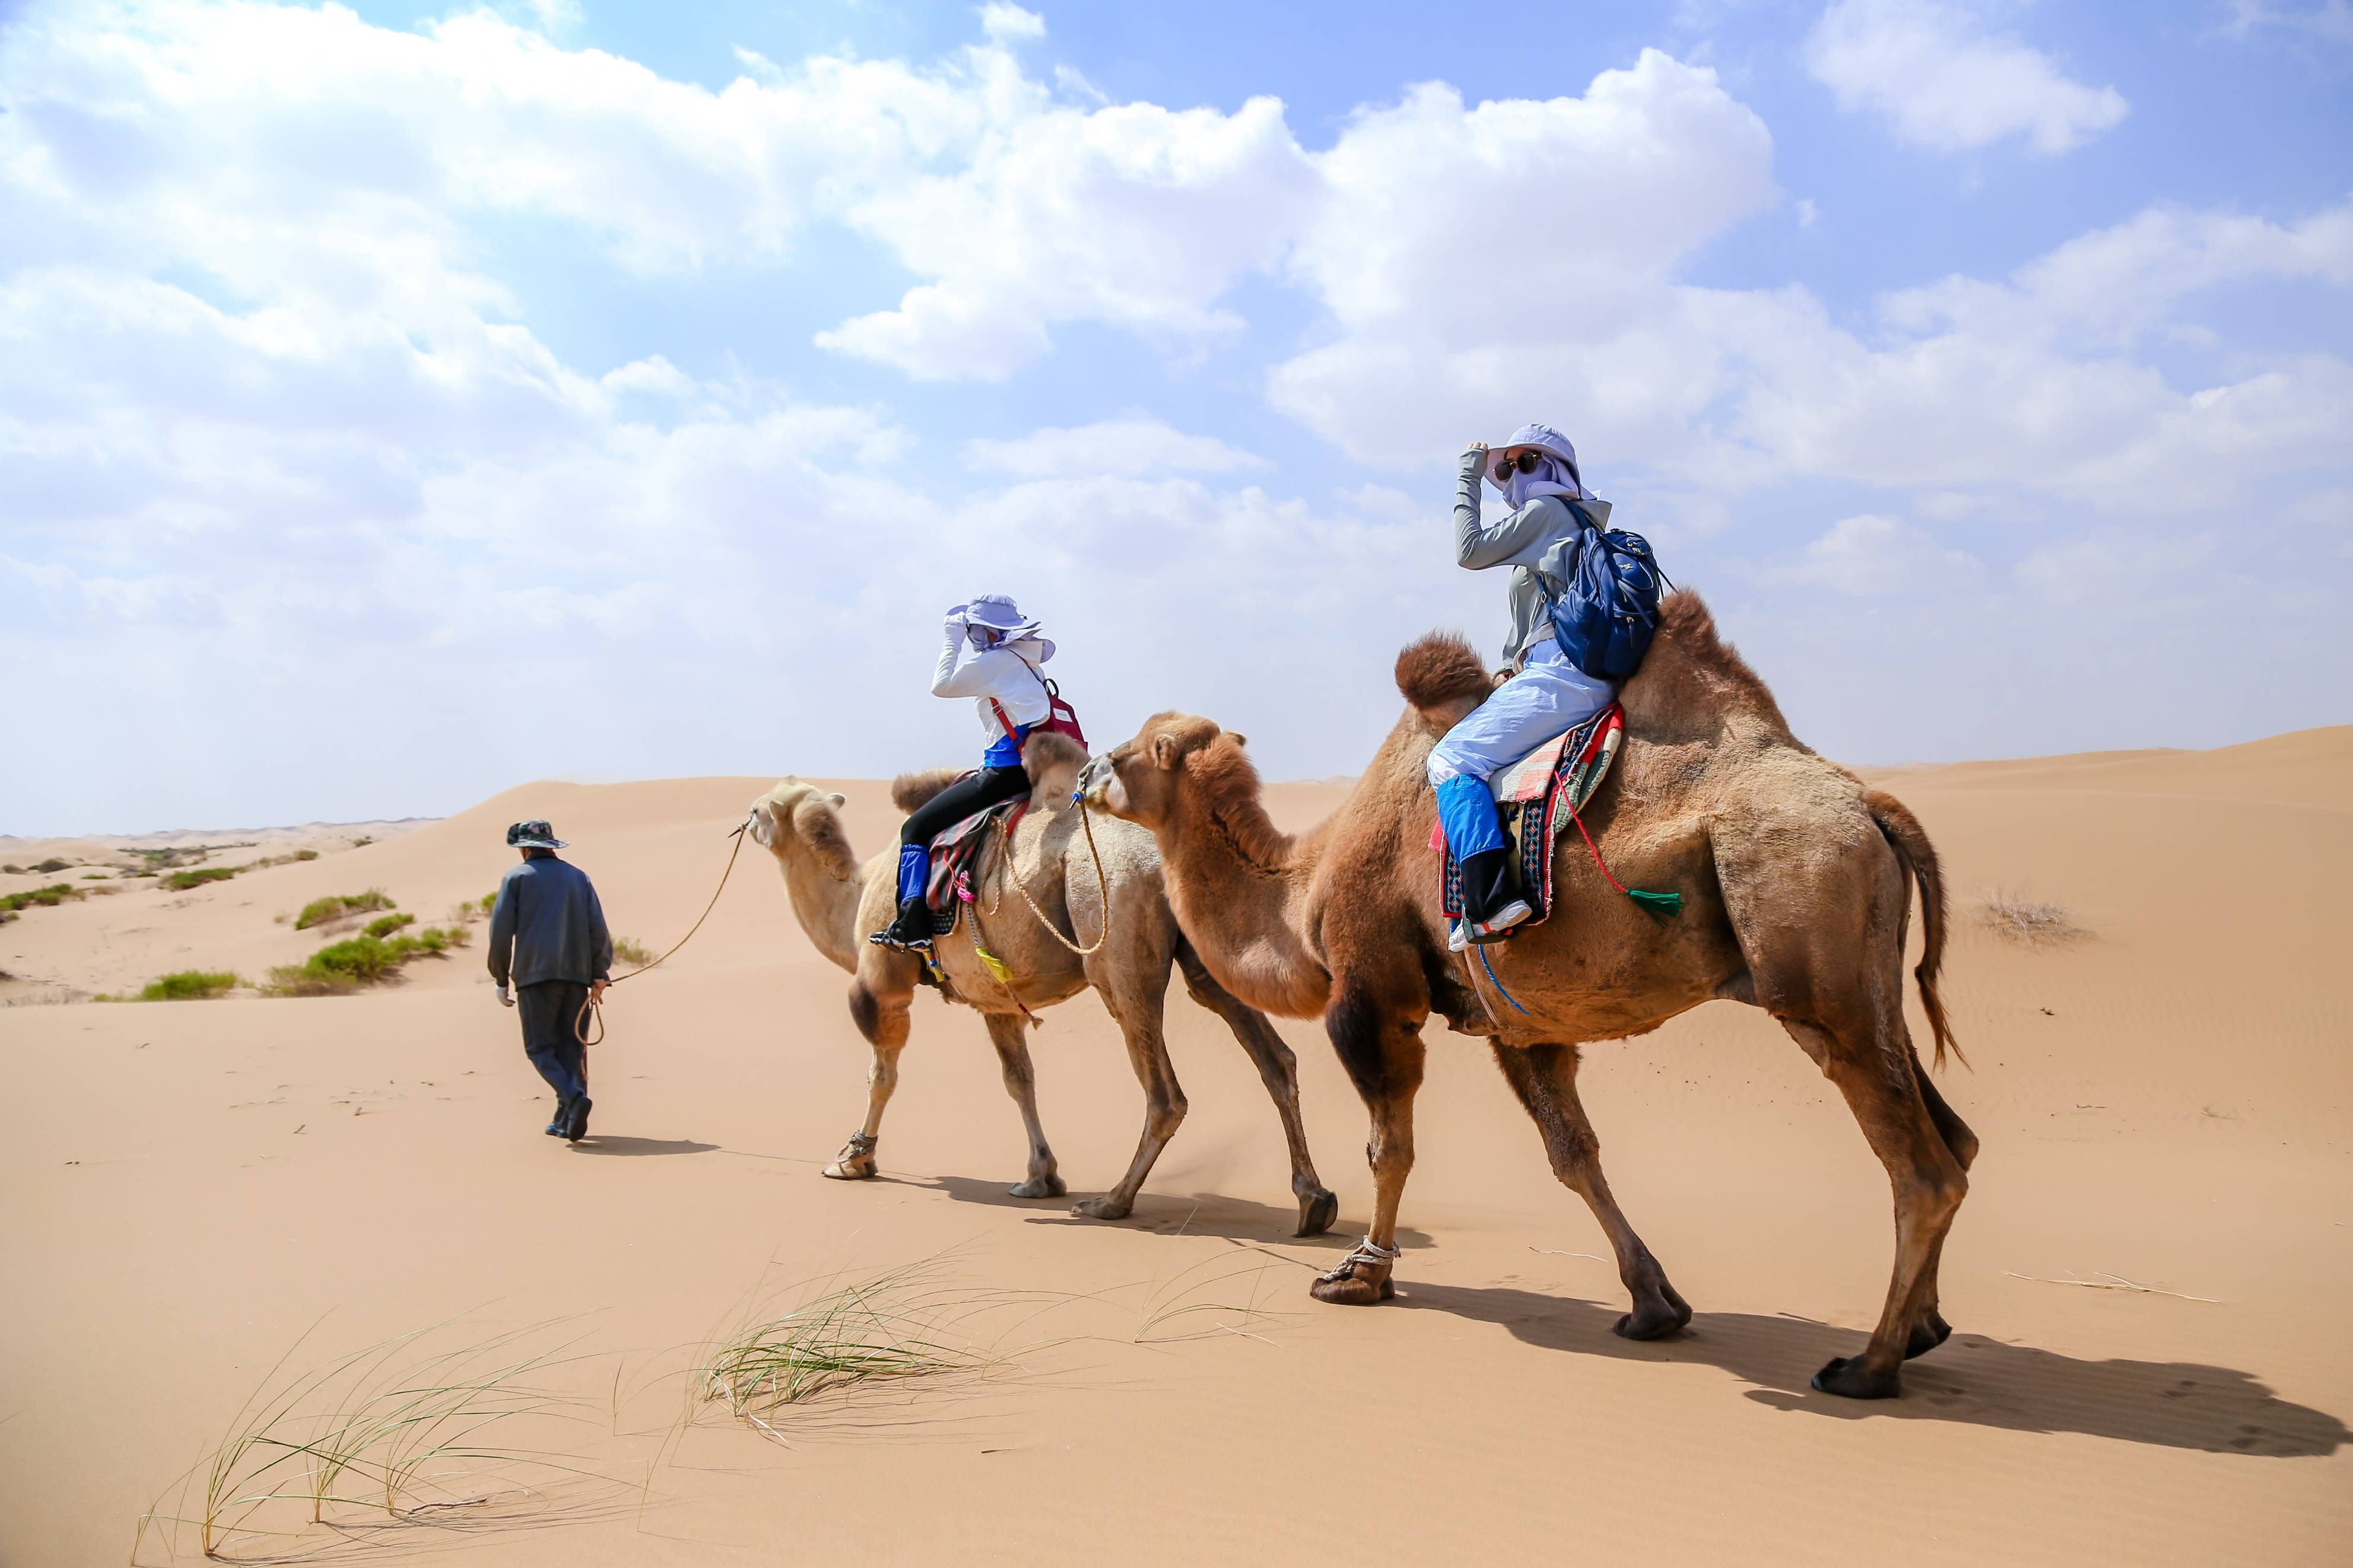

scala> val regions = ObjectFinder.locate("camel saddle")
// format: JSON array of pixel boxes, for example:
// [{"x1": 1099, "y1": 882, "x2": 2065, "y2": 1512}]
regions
[
  {"x1": 923, "y1": 793, "x2": 1028, "y2": 937},
  {"x1": 1433, "y1": 704, "x2": 1625, "y2": 927}
]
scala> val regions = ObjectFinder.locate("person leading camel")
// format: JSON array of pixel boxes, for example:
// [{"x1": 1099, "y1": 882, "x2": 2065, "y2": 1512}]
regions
[
  {"x1": 872, "y1": 594, "x2": 1060, "y2": 953},
  {"x1": 1433, "y1": 422, "x2": 1624, "y2": 950}
]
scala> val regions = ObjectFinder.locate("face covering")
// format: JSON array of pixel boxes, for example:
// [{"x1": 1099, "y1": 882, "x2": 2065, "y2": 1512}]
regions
[{"x1": 1501, "y1": 452, "x2": 1590, "y2": 510}]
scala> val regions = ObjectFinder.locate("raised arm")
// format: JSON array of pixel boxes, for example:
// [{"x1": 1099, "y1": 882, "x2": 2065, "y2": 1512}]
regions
[{"x1": 1453, "y1": 446, "x2": 1563, "y2": 571}]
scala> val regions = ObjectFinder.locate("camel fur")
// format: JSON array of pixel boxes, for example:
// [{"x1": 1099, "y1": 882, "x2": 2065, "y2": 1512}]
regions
[
  {"x1": 748, "y1": 730, "x2": 1338, "y2": 1235},
  {"x1": 1082, "y1": 590, "x2": 1976, "y2": 1399}
]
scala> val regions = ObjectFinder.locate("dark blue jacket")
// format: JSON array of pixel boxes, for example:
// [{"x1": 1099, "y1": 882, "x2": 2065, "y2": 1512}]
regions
[{"x1": 488, "y1": 854, "x2": 612, "y2": 989}]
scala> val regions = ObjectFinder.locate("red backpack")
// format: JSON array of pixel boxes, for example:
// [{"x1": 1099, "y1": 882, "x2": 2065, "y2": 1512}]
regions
[{"x1": 991, "y1": 672, "x2": 1088, "y2": 755}]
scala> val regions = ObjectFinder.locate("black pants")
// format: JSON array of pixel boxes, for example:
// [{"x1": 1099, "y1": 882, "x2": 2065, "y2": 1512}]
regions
[
  {"x1": 517, "y1": 979, "x2": 589, "y2": 1105},
  {"x1": 900, "y1": 766, "x2": 1032, "y2": 849}
]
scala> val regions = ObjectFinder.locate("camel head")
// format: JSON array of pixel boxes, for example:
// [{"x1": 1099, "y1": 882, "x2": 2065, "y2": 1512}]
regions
[
  {"x1": 1081, "y1": 711, "x2": 1243, "y2": 829},
  {"x1": 748, "y1": 778, "x2": 859, "y2": 880}
]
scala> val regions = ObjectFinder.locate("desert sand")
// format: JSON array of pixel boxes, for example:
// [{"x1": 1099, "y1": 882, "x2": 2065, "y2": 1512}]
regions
[{"x1": 2, "y1": 727, "x2": 2348, "y2": 1566}]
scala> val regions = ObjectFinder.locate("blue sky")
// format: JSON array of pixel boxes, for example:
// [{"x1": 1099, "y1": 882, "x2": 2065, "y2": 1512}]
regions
[{"x1": 2, "y1": 0, "x2": 2348, "y2": 834}]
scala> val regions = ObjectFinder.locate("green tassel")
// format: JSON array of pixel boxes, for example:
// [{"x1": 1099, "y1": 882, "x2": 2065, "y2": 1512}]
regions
[{"x1": 1627, "y1": 888, "x2": 1683, "y2": 920}]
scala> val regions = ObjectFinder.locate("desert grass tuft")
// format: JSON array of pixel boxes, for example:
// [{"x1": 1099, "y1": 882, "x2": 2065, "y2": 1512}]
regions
[
  {"x1": 364, "y1": 912, "x2": 416, "y2": 939},
  {"x1": 136, "y1": 969, "x2": 242, "y2": 1001},
  {"x1": 164, "y1": 866, "x2": 239, "y2": 891},
  {"x1": 1974, "y1": 888, "x2": 2088, "y2": 946},
  {"x1": 611, "y1": 936, "x2": 656, "y2": 966},
  {"x1": 0, "y1": 882, "x2": 85, "y2": 914},
  {"x1": 134, "y1": 1316, "x2": 601, "y2": 1563},
  {"x1": 293, "y1": 888, "x2": 395, "y2": 931}
]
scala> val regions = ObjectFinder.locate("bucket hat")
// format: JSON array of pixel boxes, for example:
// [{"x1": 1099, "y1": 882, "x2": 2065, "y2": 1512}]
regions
[
  {"x1": 1482, "y1": 422, "x2": 1585, "y2": 497},
  {"x1": 506, "y1": 820, "x2": 567, "y2": 850},
  {"x1": 957, "y1": 594, "x2": 1055, "y2": 661}
]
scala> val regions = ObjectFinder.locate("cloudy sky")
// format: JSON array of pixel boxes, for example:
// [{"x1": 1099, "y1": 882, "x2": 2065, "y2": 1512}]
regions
[{"x1": 4, "y1": 0, "x2": 2348, "y2": 834}]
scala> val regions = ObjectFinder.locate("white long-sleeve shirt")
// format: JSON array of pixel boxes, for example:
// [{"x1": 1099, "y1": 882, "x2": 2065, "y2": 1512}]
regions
[{"x1": 933, "y1": 621, "x2": 1052, "y2": 765}]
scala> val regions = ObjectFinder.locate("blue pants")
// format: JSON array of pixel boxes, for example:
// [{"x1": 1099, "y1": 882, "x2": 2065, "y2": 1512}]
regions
[
  {"x1": 517, "y1": 979, "x2": 589, "y2": 1105},
  {"x1": 1428, "y1": 642, "x2": 1614, "y2": 860}
]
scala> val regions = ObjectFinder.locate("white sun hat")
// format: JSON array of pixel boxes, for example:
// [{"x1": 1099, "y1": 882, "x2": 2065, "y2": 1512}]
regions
[
  {"x1": 957, "y1": 593, "x2": 1055, "y2": 661},
  {"x1": 1482, "y1": 421, "x2": 1591, "y2": 502}
]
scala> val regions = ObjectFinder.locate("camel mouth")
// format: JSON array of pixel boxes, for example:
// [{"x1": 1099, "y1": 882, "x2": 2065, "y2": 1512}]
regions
[{"x1": 1075, "y1": 755, "x2": 1117, "y2": 812}]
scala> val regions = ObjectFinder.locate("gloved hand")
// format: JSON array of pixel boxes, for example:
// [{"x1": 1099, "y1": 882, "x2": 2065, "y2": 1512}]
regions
[{"x1": 496, "y1": 983, "x2": 514, "y2": 1008}]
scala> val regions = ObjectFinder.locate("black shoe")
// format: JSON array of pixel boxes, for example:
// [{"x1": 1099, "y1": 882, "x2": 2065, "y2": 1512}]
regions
[
  {"x1": 544, "y1": 1116, "x2": 564, "y2": 1136},
  {"x1": 563, "y1": 1096, "x2": 591, "y2": 1142},
  {"x1": 1457, "y1": 848, "x2": 1533, "y2": 943},
  {"x1": 868, "y1": 896, "x2": 935, "y2": 953}
]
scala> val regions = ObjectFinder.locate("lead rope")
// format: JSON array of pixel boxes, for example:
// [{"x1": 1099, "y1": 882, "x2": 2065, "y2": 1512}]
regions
[
  {"x1": 995, "y1": 799, "x2": 1110, "y2": 958},
  {"x1": 575, "y1": 815, "x2": 754, "y2": 1045}
]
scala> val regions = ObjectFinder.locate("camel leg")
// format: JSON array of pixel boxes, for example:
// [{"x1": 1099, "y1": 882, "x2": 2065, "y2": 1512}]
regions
[
  {"x1": 1071, "y1": 944, "x2": 1186, "y2": 1222},
  {"x1": 1174, "y1": 942, "x2": 1338, "y2": 1237},
  {"x1": 983, "y1": 1012, "x2": 1066, "y2": 1199},
  {"x1": 1905, "y1": 1051, "x2": 1979, "y2": 1357},
  {"x1": 1311, "y1": 975, "x2": 1426, "y2": 1306},
  {"x1": 826, "y1": 972, "x2": 910, "y2": 1179},
  {"x1": 1491, "y1": 1042, "x2": 1691, "y2": 1340},
  {"x1": 1783, "y1": 1017, "x2": 1968, "y2": 1399}
]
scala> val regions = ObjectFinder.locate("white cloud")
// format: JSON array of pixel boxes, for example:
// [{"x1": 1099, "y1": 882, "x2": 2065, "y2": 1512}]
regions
[
  {"x1": 964, "y1": 418, "x2": 1270, "y2": 477},
  {"x1": 1771, "y1": 514, "x2": 1982, "y2": 594},
  {"x1": 1805, "y1": 0, "x2": 2128, "y2": 154},
  {"x1": 979, "y1": 4, "x2": 1047, "y2": 43}
]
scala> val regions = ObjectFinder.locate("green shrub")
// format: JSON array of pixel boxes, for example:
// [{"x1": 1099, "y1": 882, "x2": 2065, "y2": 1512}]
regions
[
  {"x1": 262, "y1": 918, "x2": 459, "y2": 997},
  {"x1": 138, "y1": 970, "x2": 242, "y2": 1001},
  {"x1": 363, "y1": 912, "x2": 415, "y2": 939},
  {"x1": 0, "y1": 883, "x2": 82, "y2": 913},
  {"x1": 81, "y1": 872, "x2": 109, "y2": 880},
  {"x1": 294, "y1": 848, "x2": 319, "y2": 861},
  {"x1": 430, "y1": 923, "x2": 471, "y2": 949},
  {"x1": 165, "y1": 866, "x2": 239, "y2": 891},
  {"x1": 0, "y1": 863, "x2": 21, "y2": 874},
  {"x1": 310, "y1": 936, "x2": 405, "y2": 982},
  {"x1": 33, "y1": 858, "x2": 69, "y2": 873},
  {"x1": 292, "y1": 889, "x2": 395, "y2": 930},
  {"x1": 612, "y1": 936, "x2": 655, "y2": 966}
]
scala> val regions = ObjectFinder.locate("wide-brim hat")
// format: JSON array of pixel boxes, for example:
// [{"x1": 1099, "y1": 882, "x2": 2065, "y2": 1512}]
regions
[
  {"x1": 506, "y1": 819, "x2": 567, "y2": 850},
  {"x1": 1483, "y1": 422, "x2": 1583, "y2": 494},
  {"x1": 961, "y1": 593, "x2": 1054, "y2": 661}
]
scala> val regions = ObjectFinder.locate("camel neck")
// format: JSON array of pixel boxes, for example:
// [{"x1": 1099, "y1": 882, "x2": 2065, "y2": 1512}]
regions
[
  {"x1": 773, "y1": 838, "x2": 866, "y2": 974},
  {"x1": 1160, "y1": 782, "x2": 1332, "y2": 1019}
]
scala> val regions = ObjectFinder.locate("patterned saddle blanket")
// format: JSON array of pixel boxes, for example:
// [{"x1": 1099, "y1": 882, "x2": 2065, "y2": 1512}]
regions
[
  {"x1": 1433, "y1": 704, "x2": 1625, "y2": 927},
  {"x1": 924, "y1": 793, "x2": 1027, "y2": 936}
]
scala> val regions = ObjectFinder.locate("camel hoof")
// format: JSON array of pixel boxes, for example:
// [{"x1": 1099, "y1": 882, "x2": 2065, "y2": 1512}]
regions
[
  {"x1": 1295, "y1": 1188, "x2": 1339, "y2": 1238},
  {"x1": 1612, "y1": 1299, "x2": 1690, "y2": 1341},
  {"x1": 1811, "y1": 1354, "x2": 1901, "y2": 1400},
  {"x1": 1905, "y1": 1312, "x2": 1954, "y2": 1360},
  {"x1": 1309, "y1": 1272, "x2": 1395, "y2": 1306},
  {"x1": 1008, "y1": 1174, "x2": 1067, "y2": 1200},
  {"x1": 1070, "y1": 1195, "x2": 1132, "y2": 1221},
  {"x1": 821, "y1": 1157, "x2": 877, "y2": 1181}
]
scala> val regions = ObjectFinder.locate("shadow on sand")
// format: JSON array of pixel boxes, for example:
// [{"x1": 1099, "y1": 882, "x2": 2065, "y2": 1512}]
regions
[
  {"x1": 907, "y1": 1173, "x2": 1436, "y2": 1251},
  {"x1": 567, "y1": 1135, "x2": 718, "y2": 1157},
  {"x1": 1398, "y1": 1281, "x2": 2349, "y2": 1458}
]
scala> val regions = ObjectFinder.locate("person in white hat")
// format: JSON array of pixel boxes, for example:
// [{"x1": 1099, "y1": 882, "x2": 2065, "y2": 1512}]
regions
[
  {"x1": 1431, "y1": 422, "x2": 1620, "y2": 950},
  {"x1": 872, "y1": 594, "x2": 1060, "y2": 953}
]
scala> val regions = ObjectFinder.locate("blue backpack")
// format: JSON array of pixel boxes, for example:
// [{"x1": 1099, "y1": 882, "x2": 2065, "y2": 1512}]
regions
[{"x1": 1536, "y1": 502, "x2": 1672, "y2": 682}]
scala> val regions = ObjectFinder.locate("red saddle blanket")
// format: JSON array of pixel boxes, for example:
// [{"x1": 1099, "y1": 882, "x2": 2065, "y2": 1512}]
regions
[
  {"x1": 923, "y1": 794, "x2": 1027, "y2": 936},
  {"x1": 1432, "y1": 704, "x2": 1625, "y2": 927}
]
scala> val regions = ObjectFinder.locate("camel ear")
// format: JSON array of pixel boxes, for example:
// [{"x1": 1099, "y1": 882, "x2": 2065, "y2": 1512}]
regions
[
  {"x1": 1151, "y1": 733, "x2": 1182, "y2": 771},
  {"x1": 1227, "y1": 732, "x2": 1247, "y2": 749},
  {"x1": 828, "y1": 793, "x2": 846, "y2": 807}
]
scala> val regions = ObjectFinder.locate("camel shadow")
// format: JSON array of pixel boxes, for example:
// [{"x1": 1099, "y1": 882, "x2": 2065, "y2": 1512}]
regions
[
  {"x1": 567, "y1": 1136, "x2": 718, "y2": 1157},
  {"x1": 908, "y1": 1174, "x2": 1435, "y2": 1251},
  {"x1": 1398, "y1": 1282, "x2": 2349, "y2": 1458}
]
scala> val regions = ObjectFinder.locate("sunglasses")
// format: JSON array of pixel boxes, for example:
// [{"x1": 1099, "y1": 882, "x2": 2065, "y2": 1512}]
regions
[{"x1": 1491, "y1": 450, "x2": 1544, "y2": 484}]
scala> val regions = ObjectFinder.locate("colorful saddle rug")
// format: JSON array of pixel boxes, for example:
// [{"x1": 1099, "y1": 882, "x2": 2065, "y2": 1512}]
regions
[
  {"x1": 924, "y1": 794, "x2": 1027, "y2": 936},
  {"x1": 1433, "y1": 704, "x2": 1625, "y2": 927}
]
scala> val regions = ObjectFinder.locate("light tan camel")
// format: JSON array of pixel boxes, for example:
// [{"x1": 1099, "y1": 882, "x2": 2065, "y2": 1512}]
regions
[
  {"x1": 748, "y1": 731, "x2": 1338, "y2": 1236},
  {"x1": 1082, "y1": 591, "x2": 1976, "y2": 1398}
]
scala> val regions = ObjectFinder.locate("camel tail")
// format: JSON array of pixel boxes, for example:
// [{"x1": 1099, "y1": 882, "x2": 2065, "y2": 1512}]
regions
[
  {"x1": 1395, "y1": 632, "x2": 1494, "y2": 732},
  {"x1": 1865, "y1": 789, "x2": 1964, "y2": 1071}
]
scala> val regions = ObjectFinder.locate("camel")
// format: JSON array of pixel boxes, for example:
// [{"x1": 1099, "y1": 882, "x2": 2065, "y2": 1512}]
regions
[
  {"x1": 1081, "y1": 591, "x2": 1977, "y2": 1399},
  {"x1": 747, "y1": 731, "x2": 1338, "y2": 1236}
]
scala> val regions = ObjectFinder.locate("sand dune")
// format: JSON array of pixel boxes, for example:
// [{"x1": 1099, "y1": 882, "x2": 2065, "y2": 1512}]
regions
[{"x1": 3, "y1": 730, "x2": 2348, "y2": 1565}]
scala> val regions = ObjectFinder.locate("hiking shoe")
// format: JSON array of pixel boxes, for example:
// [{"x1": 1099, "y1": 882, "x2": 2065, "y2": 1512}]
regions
[
  {"x1": 869, "y1": 896, "x2": 935, "y2": 953},
  {"x1": 564, "y1": 1096, "x2": 592, "y2": 1142},
  {"x1": 1465, "y1": 899, "x2": 1534, "y2": 945}
]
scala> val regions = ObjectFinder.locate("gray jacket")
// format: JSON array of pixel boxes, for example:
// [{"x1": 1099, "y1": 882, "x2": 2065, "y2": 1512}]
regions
[
  {"x1": 487, "y1": 854, "x2": 613, "y2": 990},
  {"x1": 1453, "y1": 447, "x2": 1613, "y2": 667}
]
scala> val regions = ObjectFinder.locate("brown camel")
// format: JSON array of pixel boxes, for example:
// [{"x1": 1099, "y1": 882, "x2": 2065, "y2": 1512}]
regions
[
  {"x1": 1081, "y1": 591, "x2": 1976, "y2": 1398},
  {"x1": 748, "y1": 731, "x2": 1338, "y2": 1236}
]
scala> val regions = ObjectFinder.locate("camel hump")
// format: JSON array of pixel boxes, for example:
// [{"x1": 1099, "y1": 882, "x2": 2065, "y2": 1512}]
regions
[
  {"x1": 892, "y1": 768, "x2": 967, "y2": 814},
  {"x1": 1395, "y1": 632, "x2": 1493, "y2": 730}
]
